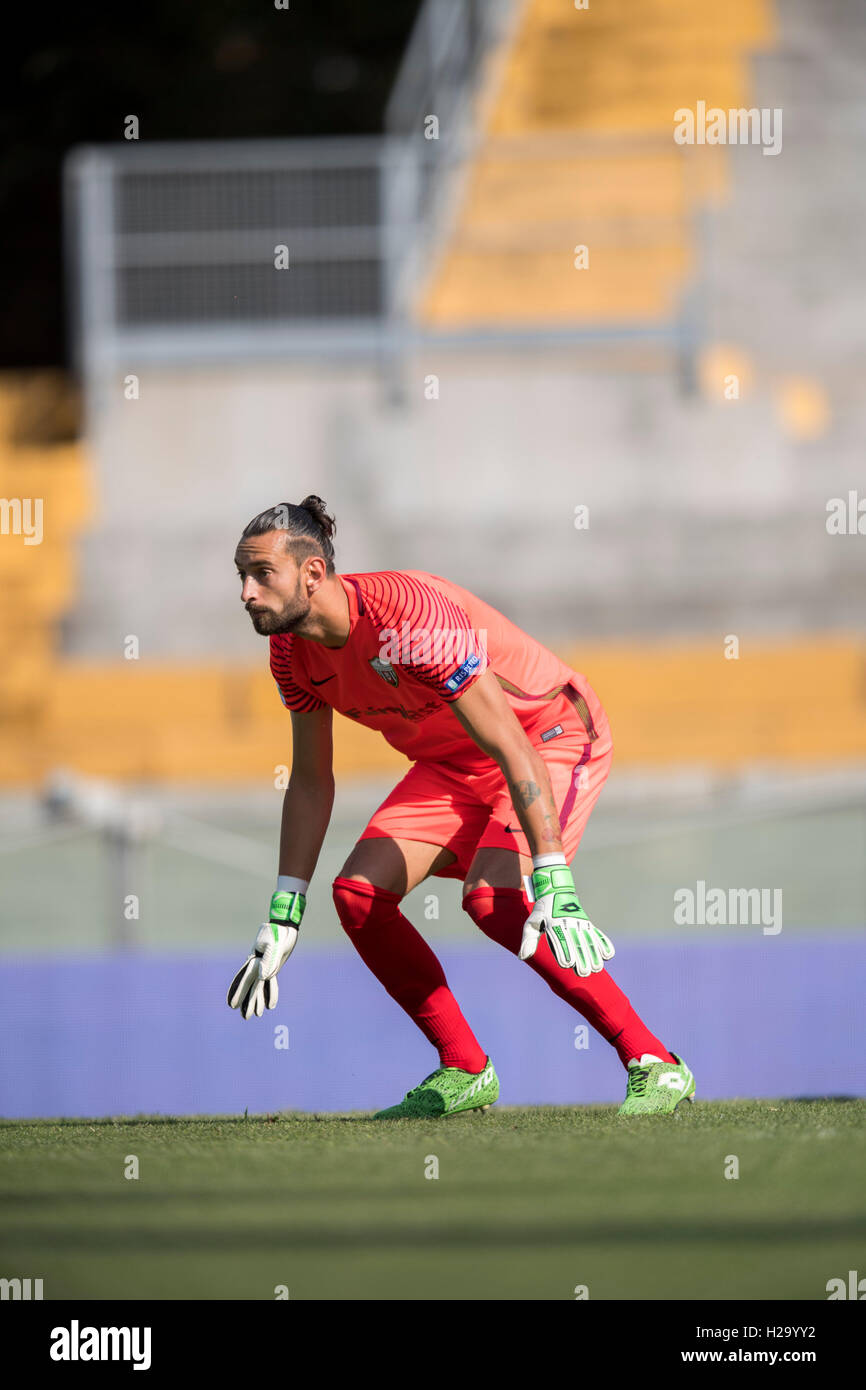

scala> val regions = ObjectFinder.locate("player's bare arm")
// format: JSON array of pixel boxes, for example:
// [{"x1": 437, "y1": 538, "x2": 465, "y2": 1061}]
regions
[
  {"x1": 279, "y1": 705, "x2": 335, "y2": 880},
  {"x1": 449, "y1": 667, "x2": 564, "y2": 857},
  {"x1": 228, "y1": 669, "x2": 335, "y2": 1019}
]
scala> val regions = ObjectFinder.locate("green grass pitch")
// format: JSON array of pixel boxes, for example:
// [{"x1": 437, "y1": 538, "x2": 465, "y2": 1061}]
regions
[{"x1": 1, "y1": 1101, "x2": 863, "y2": 1300}]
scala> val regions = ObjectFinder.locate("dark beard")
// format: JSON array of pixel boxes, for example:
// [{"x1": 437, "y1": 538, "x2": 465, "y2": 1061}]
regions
[{"x1": 248, "y1": 596, "x2": 311, "y2": 635}]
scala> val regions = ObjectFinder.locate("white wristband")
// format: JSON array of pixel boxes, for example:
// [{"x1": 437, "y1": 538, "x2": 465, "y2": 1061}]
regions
[
  {"x1": 531, "y1": 853, "x2": 567, "y2": 870},
  {"x1": 526, "y1": 854, "x2": 567, "y2": 901},
  {"x1": 276, "y1": 875, "x2": 309, "y2": 894}
]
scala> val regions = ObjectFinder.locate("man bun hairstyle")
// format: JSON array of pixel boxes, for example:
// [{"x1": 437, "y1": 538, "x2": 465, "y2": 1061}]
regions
[{"x1": 241, "y1": 495, "x2": 337, "y2": 574}]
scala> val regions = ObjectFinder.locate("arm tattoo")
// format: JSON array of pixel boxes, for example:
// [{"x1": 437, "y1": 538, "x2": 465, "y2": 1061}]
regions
[
  {"x1": 539, "y1": 814, "x2": 560, "y2": 846},
  {"x1": 513, "y1": 779, "x2": 541, "y2": 809},
  {"x1": 509, "y1": 770, "x2": 563, "y2": 852}
]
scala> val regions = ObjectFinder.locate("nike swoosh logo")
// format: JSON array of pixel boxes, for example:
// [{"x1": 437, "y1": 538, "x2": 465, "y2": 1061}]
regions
[
  {"x1": 503, "y1": 825, "x2": 515, "y2": 833},
  {"x1": 311, "y1": 675, "x2": 336, "y2": 686}
]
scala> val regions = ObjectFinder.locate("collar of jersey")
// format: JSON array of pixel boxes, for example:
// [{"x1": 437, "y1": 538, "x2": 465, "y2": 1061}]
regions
[{"x1": 332, "y1": 573, "x2": 363, "y2": 645}]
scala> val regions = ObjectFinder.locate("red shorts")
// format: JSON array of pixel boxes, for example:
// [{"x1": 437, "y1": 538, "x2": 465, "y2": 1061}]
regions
[{"x1": 358, "y1": 676, "x2": 613, "y2": 881}]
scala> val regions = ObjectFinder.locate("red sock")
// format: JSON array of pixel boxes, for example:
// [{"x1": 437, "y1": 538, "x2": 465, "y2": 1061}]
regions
[
  {"x1": 463, "y1": 886, "x2": 675, "y2": 1070},
  {"x1": 333, "y1": 876, "x2": 488, "y2": 1073}
]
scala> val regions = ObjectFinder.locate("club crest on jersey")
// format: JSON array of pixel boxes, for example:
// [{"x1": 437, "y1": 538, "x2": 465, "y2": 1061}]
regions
[
  {"x1": 445, "y1": 652, "x2": 481, "y2": 693},
  {"x1": 369, "y1": 656, "x2": 399, "y2": 687}
]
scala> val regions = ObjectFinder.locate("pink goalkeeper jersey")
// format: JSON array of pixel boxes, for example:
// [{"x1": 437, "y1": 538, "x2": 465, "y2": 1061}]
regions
[{"x1": 269, "y1": 571, "x2": 592, "y2": 771}]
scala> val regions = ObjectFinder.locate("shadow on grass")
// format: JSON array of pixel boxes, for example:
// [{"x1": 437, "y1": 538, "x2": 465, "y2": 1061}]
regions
[{"x1": 4, "y1": 1213, "x2": 866, "y2": 1254}]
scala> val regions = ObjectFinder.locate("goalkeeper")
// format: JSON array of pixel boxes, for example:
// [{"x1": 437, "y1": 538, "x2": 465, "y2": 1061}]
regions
[{"x1": 228, "y1": 497, "x2": 695, "y2": 1118}]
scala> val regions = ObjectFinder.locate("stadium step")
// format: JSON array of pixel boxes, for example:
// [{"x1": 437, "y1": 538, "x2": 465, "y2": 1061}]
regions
[{"x1": 417, "y1": 0, "x2": 777, "y2": 327}]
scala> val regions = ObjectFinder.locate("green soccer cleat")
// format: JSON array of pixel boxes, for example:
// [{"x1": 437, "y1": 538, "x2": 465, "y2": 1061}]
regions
[
  {"x1": 373, "y1": 1057, "x2": 499, "y2": 1119},
  {"x1": 617, "y1": 1052, "x2": 695, "y2": 1115}
]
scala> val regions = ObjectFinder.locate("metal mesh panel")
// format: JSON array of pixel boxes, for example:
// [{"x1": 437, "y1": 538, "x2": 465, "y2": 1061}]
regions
[
  {"x1": 112, "y1": 157, "x2": 382, "y2": 328},
  {"x1": 117, "y1": 260, "x2": 382, "y2": 325},
  {"x1": 115, "y1": 166, "x2": 380, "y2": 237}
]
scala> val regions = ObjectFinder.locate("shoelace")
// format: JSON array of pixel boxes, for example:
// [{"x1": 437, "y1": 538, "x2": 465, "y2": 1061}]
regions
[{"x1": 628, "y1": 1065, "x2": 651, "y2": 1096}]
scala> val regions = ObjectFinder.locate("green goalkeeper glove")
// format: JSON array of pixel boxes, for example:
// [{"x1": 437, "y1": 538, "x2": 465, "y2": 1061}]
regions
[
  {"x1": 227, "y1": 889, "x2": 305, "y2": 1020},
  {"x1": 519, "y1": 859, "x2": 614, "y2": 977}
]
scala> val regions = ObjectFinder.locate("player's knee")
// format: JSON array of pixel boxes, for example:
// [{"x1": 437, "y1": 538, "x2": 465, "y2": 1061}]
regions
[{"x1": 332, "y1": 875, "x2": 402, "y2": 934}]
